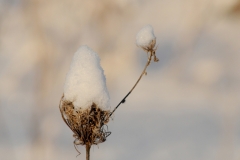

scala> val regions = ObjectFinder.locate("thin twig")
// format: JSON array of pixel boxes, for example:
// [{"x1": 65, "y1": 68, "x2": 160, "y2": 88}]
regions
[{"x1": 108, "y1": 50, "x2": 155, "y2": 118}]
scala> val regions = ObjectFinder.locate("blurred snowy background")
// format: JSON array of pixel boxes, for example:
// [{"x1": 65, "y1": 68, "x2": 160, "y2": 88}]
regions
[{"x1": 1, "y1": 0, "x2": 240, "y2": 160}]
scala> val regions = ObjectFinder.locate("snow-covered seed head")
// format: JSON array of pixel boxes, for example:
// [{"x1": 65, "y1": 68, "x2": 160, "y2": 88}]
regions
[
  {"x1": 63, "y1": 45, "x2": 110, "y2": 110},
  {"x1": 136, "y1": 25, "x2": 156, "y2": 52}
]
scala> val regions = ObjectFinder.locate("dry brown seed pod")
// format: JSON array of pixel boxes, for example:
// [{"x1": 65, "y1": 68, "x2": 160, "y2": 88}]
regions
[{"x1": 59, "y1": 95, "x2": 111, "y2": 153}]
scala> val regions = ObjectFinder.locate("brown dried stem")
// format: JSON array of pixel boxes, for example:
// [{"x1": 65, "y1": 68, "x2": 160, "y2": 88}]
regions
[
  {"x1": 108, "y1": 49, "x2": 158, "y2": 118},
  {"x1": 86, "y1": 144, "x2": 91, "y2": 160}
]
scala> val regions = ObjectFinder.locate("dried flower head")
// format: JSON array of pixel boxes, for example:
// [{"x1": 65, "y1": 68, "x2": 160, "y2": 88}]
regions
[
  {"x1": 59, "y1": 46, "x2": 111, "y2": 155},
  {"x1": 136, "y1": 25, "x2": 159, "y2": 62},
  {"x1": 136, "y1": 25, "x2": 156, "y2": 51},
  {"x1": 59, "y1": 95, "x2": 111, "y2": 150}
]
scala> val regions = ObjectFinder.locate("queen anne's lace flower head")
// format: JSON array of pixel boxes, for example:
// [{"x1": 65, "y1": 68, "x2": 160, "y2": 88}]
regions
[{"x1": 136, "y1": 25, "x2": 156, "y2": 52}]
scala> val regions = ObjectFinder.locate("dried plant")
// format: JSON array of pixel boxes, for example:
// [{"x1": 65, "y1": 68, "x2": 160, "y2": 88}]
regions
[
  {"x1": 59, "y1": 49, "x2": 158, "y2": 159},
  {"x1": 59, "y1": 25, "x2": 158, "y2": 160},
  {"x1": 59, "y1": 95, "x2": 111, "y2": 159}
]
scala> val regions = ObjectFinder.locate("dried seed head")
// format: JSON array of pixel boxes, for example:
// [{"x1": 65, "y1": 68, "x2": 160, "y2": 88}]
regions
[
  {"x1": 59, "y1": 96, "x2": 111, "y2": 150},
  {"x1": 136, "y1": 25, "x2": 156, "y2": 52}
]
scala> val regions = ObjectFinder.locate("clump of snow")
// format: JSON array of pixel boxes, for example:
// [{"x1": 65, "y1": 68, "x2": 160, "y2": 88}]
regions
[
  {"x1": 136, "y1": 25, "x2": 156, "y2": 51},
  {"x1": 63, "y1": 45, "x2": 110, "y2": 110}
]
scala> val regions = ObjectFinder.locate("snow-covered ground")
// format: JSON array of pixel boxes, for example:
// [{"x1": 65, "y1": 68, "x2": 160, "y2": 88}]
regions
[{"x1": 0, "y1": 0, "x2": 240, "y2": 160}]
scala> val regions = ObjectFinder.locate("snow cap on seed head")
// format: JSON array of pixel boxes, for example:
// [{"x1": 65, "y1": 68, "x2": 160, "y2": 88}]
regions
[
  {"x1": 63, "y1": 45, "x2": 110, "y2": 110},
  {"x1": 136, "y1": 25, "x2": 156, "y2": 52}
]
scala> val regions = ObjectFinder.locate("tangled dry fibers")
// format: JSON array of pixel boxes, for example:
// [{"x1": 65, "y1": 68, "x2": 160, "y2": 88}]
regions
[{"x1": 59, "y1": 95, "x2": 111, "y2": 152}]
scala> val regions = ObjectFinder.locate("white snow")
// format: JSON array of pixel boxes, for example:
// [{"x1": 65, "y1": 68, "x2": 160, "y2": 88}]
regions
[
  {"x1": 63, "y1": 45, "x2": 110, "y2": 110},
  {"x1": 136, "y1": 25, "x2": 156, "y2": 51}
]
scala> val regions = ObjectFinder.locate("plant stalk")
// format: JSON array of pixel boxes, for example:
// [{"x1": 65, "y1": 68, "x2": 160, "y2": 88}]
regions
[
  {"x1": 109, "y1": 50, "x2": 155, "y2": 118},
  {"x1": 86, "y1": 144, "x2": 91, "y2": 160}
]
